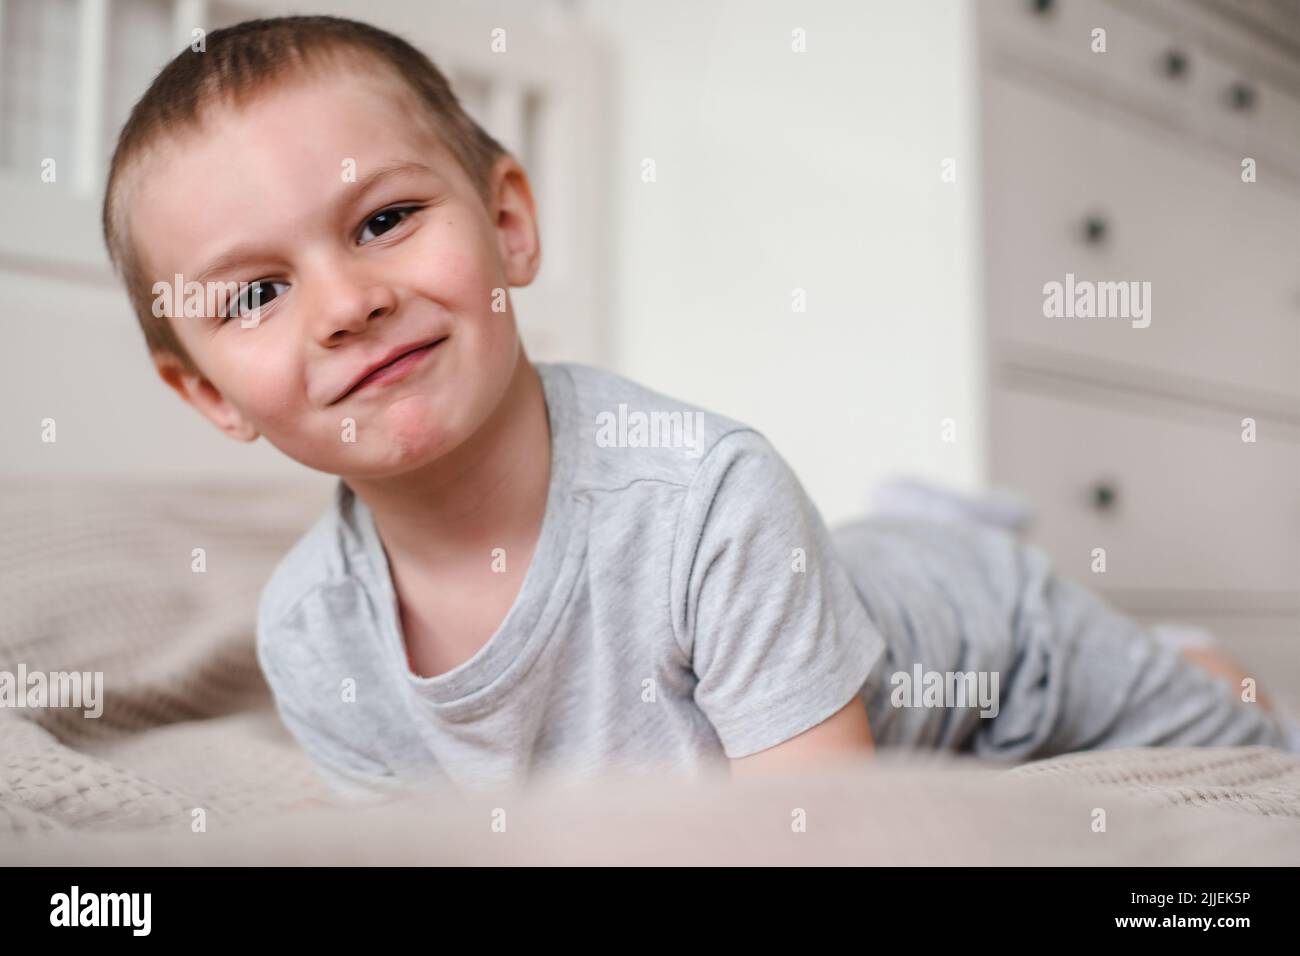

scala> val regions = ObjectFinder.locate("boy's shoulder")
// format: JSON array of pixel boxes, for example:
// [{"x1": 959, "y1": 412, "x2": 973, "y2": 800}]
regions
[
  {"x1": 548, "y1": 360, "x2": 775, "y2": 493},
  {"x1": 255, "y1": 478, "x2": 366, "y2": 636}
]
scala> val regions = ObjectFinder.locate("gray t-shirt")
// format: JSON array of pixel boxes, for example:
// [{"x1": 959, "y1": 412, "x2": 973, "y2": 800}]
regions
[{"x1": 256, "y1": 361, "x2": 885, "y2": 800}]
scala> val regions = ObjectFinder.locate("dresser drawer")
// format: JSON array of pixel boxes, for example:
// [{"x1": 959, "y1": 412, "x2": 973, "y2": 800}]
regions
[
  {"x1": 983, "y1": 0, "x2": 1199, "y2": 124},
  {"x1": 983, "y1": 0, "x2": 1300, "y2": 175},
  {"x1": 989, "y1": 384, "x2": 1300, "y2": 595},
  {"x1": 983, "y1": 73, "x2": 1300, "y2": 401}
]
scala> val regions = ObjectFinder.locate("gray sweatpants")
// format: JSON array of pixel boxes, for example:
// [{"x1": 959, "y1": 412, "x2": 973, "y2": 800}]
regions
[{"x1": 829, "y1": 514, "x2": 1289, "y2": 760}]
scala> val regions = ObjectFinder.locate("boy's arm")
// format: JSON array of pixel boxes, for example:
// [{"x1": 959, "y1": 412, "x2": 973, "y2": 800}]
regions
[
  {"x1": 729, "y1": 693, "x2": 873, "y2": 779},
  {"x1": 257, "y1": 608, "x2": 406, "y2": 805},
  {"x1": 673, "y1": 429, "x2": 885, "y2": 769}
]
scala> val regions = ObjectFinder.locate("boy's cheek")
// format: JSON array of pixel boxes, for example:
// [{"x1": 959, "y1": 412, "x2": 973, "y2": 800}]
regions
[
  {"x1": 254, "y1": 403, "x2": 354, "y2": 471},
  {"x1": 414, "y1": 241, "x2": 500, "y2": 308},
  {"x1": 232, "y1": 359, "x2": 308, "y2": 427}
]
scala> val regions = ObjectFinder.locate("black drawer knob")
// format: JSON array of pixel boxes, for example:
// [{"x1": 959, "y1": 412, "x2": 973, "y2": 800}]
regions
[
  {"x1": 1030, "y1": 0, "x2": 1056, "y2": 15},
  {"x1": 1083, "y1": 215, "x2": 1109, "y2": 245},
  {"x1": 1091, "y1": 481, "x2": 1119, "y2": 512},
  {"x1": 1228, "y1": 81, "x2": 1257, "y2": 112},
  {"x1": 1163, "y1": 49, "x2": 1189, "y2": 79}
]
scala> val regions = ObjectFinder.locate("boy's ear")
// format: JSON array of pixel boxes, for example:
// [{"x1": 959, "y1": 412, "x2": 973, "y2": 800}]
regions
[
  {"x1": 154, "y1": 352, "x2": 260, "y2": 443},
  {"x1": 487, "y1": 153, "x2": 542, "y2": 288}
]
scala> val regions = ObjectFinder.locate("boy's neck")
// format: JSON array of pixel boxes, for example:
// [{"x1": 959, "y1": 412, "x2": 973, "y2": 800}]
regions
[{"x1": 343, "y1": 352, "x2": 551, "y2": 571}]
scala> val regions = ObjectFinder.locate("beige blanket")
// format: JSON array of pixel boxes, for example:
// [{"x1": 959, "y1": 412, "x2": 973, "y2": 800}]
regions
[{"x1": 3, "y1": 478, "x2": 1298, "y2": 865}]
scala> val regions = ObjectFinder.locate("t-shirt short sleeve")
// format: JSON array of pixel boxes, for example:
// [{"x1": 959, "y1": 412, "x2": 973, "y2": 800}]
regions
[
  {"x1": 256, "y1": 599, "x2": 408, "y2": 805},
  {"x1": 670, "y1": 428, "x2": 886, "y2": 758}
]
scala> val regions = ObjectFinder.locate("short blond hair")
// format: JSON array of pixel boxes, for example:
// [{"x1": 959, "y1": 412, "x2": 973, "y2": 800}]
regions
[{"x1": 102, "y1": 14, "x2": 507, "y2": 375}]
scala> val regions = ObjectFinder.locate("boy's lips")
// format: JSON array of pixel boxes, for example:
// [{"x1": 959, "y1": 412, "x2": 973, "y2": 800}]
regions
[{"x1": 328, "y1": 335, "x2": 448, "y2": 405}]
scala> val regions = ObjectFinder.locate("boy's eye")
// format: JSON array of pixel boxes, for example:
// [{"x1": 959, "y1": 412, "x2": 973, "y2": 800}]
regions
[
  {"x1": 225, "y1": 280, "x2": 288, "y2": 321},
  {"x1": 358, "y1": 205, "x2": 420, "y2": 245}
]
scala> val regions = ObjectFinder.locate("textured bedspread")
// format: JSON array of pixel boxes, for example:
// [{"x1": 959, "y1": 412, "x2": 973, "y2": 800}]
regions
[{"x1": 3, "y1": 478, "x2": 1298, "y2": 865}]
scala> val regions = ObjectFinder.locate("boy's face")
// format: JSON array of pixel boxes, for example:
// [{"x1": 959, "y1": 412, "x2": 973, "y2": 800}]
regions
[{"x1": 132, "y1": 67, "x2": 540, "y2": 478}]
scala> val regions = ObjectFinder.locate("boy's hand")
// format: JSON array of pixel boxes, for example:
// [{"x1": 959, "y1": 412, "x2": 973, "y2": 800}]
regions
[{"x1": 728, "y1": 694, "x2": 874, "y2": 779}]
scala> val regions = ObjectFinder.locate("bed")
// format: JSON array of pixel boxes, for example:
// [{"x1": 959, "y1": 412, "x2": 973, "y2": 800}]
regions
[{"x1": 3, "y1": 478, "x2": 1298, "y2": 865}]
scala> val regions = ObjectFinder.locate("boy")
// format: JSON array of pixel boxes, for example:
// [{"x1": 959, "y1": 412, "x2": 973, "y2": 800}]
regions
[{"x1": 101, "y1": 16, "x2": 1291, "y2": 801}]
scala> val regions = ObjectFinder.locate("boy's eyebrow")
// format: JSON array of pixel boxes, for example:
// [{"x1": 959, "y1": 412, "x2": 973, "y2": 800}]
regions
[{"x1": 188, "y1": 160, "x2": 438, "y2": 284}]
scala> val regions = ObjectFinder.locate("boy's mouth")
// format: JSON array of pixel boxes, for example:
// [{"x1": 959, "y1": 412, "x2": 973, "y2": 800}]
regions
[{"x1": 330, "y1": 335, "x2": 449, "y2": 405}]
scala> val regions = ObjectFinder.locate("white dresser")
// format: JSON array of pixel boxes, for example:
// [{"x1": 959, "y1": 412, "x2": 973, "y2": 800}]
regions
[{"x1": 975, "y1": 0, "x2": 1300, "y2": 699}]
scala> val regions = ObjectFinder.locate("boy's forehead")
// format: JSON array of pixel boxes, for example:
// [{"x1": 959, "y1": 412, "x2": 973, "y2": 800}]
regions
[
  {"x1": 128, "y1": 70, "x2": 458, "y2": 272},
  {"x1": 160, "y1": 69, "x2": 450, "y2": 183}
]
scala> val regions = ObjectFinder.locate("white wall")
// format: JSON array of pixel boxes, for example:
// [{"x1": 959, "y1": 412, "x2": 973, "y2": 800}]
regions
[{"x1": 583, "y1": 0, "x2": 985, "y2": 525}]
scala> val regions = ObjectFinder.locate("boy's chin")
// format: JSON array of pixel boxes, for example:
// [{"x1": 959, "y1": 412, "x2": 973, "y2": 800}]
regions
[{"x1": 301, "y1": 420, "x2": 468, "y2": 480}]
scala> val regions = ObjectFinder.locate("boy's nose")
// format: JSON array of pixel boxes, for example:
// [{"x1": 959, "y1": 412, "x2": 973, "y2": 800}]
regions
[{"x1": 304, "y1": 259, "x2": 400, "y2": 344}]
